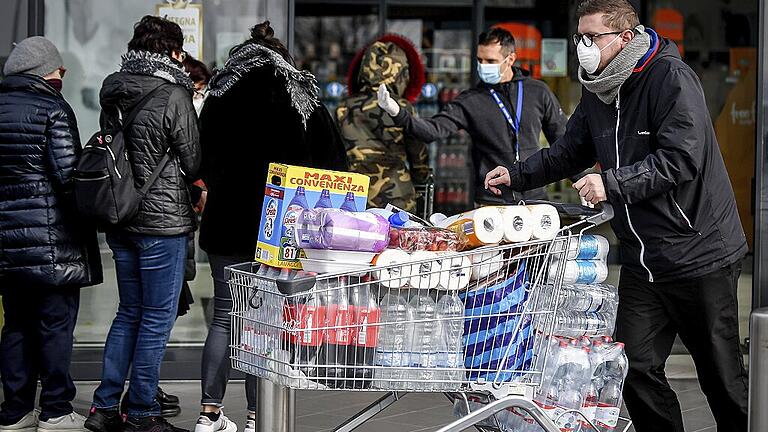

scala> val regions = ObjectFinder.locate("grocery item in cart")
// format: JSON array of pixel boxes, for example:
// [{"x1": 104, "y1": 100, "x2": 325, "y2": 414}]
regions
[
  {"x1": 367, "y1": 208, "x2": 421, "y2": 228},
  {"x1": 566, "y1": 234, "x2": 610, "y2": 260},
  {"x1": 348, "y1": 279, "x2": 380, "y2": 389},
  {"x1": 590, "y1": 342, "x2": 628, "y2": 431},
  {"x1": 549, "y1": 259, "x2": 608, "y2": 285},
  {"x1": 407, "y1": 292, "x2": 439, "y2": 389},
  {"x1": 435, "y1": 293, "x2": 466, "y2": 390},
  {"x1": 469, "y1": 251, "x2": 505, "y2": 281},
  {"x1": 374, "y1": 292, "x2": 412, "y2": 390},
  {"x1": 256, "y1": 163, "x2": 370, "y2": 269},
  {"x1": 295, "y1": 209, "x2": 390, "y2": 253},
  {"x1": 554, "y1": 284, "x2": 618, "y2": 315},
  {"x1": 534, "y1": 338, "x2": 591, "y2": 431},
  {"x1": 461, "y1": 260, "x2": 533, "y2": 382},
  {"x1": 372, "y1": 249, "x2": 413, "y2": 288},
  {"x1": 291, "y1": 291, "x2": 326, "y2": 378},
  {"x1": 437, "y1": 255, "x2": 472, "y2": 291},
  {"x1": 320, "y1": 279, "x2": 353, "y2": 388},
  {"x1": 498, "y1": 205, "x2": 534, "y2": 243},
  {"x1": 388, "y1": 226, "x2": 460, "y2": 252},
  {"x1": 552, "y1": 310, "x2": 616, "y2": 339},
  {"x1": 408, "y1": 251, "x2": 441, "y2": 290},
  {"x1": 527, "y1": 204, "x2": 561, "y2": 240},
  {"x1": 436, "y1": 207, "x2": 505, "y2": 249}
]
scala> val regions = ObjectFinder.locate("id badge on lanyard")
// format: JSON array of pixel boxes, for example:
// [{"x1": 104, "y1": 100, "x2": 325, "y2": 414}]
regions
[{"x1": 489, "y1": 80, "x2": 524, "y2": 162}]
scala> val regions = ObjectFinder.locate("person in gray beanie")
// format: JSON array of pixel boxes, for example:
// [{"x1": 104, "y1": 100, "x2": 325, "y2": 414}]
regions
[{"x1": 0, "y1": 36, "x2": 102, "y2": 432}]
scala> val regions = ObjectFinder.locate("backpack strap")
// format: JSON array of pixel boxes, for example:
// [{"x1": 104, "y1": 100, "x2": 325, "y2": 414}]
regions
[
  {"x1": 138, "y1": 151, "x2": 172, "y2": 197},
  {"x1": 121, "y1": 83, "x2": 172, "y2": 128}
]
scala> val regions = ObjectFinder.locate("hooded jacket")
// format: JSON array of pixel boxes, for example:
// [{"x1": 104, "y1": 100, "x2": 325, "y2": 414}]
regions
[
  {"x1": 337, "y1": 39, "x2": 430, "y2": 211},
  {"x1": 506, "y1": 33, "x2": 747, "y2": 282},
  {"x1": 99, "y1": 72, "x2": 201, "y2": 236},
  {"x1": 0, "y1": 74, "x2": 103, "y2": 289},
  {"x1": 393, "y1": 66, "x2": 568, "y2": 204}
]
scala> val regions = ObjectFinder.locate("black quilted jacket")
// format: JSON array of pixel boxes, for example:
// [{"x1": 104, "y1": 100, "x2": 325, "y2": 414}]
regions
[
  {"x1": 0, "y1": 74, "x2": 103, "y2": 289},
  {"x1": 99, "y1": 72, "x2": 201, "y2": 235}
]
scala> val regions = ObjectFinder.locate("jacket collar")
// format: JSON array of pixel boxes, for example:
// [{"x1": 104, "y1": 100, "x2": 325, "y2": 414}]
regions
[{"x1": 0, "y1": 74, "x2": 61, "y2": 98}]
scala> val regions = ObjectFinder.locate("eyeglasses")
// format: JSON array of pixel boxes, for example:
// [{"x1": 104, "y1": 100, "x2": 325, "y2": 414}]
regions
[{"x1": 572, "y1": 31, "x2": 623, "y2": 47}]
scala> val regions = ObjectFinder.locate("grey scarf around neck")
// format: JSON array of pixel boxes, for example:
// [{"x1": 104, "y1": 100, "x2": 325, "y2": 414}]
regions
[
  {"x1": 120, "y1": 50, "x2": 194, "y2": 90},
  {"x1": 578, "y1": 26, "x2": 651, "y2": 105},
  {"x1": 208, "y1": 43, "x2": 319, "y2": 128}
]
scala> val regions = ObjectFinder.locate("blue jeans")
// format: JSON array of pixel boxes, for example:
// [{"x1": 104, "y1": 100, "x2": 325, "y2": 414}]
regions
[{"x1": 92, "y1": 232, "x2": 187, "y2": 418}]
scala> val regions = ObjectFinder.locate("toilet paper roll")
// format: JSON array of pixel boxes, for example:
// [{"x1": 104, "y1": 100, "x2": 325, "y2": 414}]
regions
[
  {"x1": 438, "y1": 255, "x2": 472, "y2": 291},
  {"x1": 527, "y1": 204, "x2": 561, "y2": 240},
  {"x1": 469, "y1": 251, "x2": 505, "y2": 281},
  {"x1": 372, "y1": 249, "x2": 413, "y2": 288},
  {"x1": 408, "y1": 251, "x2": 441, "y2": 290},
  {"x1": 498, "y1": 206, "x2": 534, "y2": 243},
  {"x1": 438, "y1": 208, "x2": 505, "y2": 249}
]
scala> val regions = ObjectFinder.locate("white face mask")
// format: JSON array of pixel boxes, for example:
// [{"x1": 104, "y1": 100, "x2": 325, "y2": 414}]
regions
[{"x1": 577, "y1": 34, "x2": 622, "y2": 74}]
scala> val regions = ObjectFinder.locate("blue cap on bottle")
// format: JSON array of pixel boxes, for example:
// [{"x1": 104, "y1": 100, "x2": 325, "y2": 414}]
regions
[{"x1": 389, "y1": 211, "x2": 410, "y2": 227}]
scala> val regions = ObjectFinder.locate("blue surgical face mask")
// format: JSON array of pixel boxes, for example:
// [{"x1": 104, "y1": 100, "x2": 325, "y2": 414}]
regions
[{"x1": 477, "y1": 60, "x2": 505, "y2": 84}]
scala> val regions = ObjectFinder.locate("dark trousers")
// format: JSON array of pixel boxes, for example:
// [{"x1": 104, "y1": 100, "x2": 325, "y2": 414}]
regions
[
  {"x1": 0, "y1": 287, "x2": 80, "y2": 423},
  {"x1": 616, "y1": 262, "x2": 748, "y2": 432},
  {"x1": 200, "y1": 255, "x2": 257, "y2": 411}
]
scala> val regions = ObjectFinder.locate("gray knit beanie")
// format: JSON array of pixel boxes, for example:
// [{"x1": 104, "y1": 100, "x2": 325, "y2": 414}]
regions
[{"x1": 3, "y1": 36, "x2": 63, "y2": 77}]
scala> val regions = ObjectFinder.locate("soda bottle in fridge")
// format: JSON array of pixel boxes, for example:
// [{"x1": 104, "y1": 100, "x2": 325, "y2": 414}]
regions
[
  {"x1": 314, "y1": 189, "x2": 334, "y2": 209},
  {"x1": 349, "y1": 278, "x2": 380, "y2": 389},
  {"x1": 321, "y1": 278, "x2": 351, "y2": 388}
]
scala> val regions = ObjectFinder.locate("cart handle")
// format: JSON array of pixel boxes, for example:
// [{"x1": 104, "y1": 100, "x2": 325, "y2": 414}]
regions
[{"x1": 524, "y1": 200, "x2": 614, "y2": 227}]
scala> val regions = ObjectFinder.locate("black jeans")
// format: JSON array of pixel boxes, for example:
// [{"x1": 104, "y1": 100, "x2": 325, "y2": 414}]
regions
[
  {"x1": 200, "y1": 255, "x2": 257, "y2": 411},
  {"x1": 616, "y1": 262, "x2": 748, "y2": 432},
  {"x1": 0, "y1": 287, "x2": 80, "y2": 423}
]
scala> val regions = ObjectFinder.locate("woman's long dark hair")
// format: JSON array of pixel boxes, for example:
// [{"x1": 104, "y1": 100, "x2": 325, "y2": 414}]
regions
[{"x1": 230, "y1": 21, "x2": 295, "y2": 66}]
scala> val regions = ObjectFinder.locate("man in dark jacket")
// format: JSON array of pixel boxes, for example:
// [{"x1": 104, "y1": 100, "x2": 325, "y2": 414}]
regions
[
  {"x1": 377, "y1": 27, "x2": 567, "y2": 204},
  {"x1": 485, "y1": 1, "x2": 748, "y2": 431},
  {"x1": 0, "y1": 36, "x2": 102, "y2": 432}
]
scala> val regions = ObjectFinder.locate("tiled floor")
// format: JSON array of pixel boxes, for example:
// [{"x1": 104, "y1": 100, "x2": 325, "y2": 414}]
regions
[{"x1": 49, "y1": 377, "x2": 716, "y2": 432}]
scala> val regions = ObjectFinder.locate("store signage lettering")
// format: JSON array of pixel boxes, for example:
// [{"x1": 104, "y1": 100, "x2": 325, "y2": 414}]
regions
[{"x1": 730, "y1": 101, "x2": 756, "y2": 126}]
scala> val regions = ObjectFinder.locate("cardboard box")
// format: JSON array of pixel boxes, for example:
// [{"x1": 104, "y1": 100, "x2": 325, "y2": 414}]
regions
[{"x1": 256, "y1": 163, "x2": 370, "y2": 269}]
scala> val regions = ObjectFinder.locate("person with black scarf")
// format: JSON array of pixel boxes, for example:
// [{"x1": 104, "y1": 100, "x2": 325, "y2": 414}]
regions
[{"x1": 194, "y1": 21, "x2": 347, "y2": 432}]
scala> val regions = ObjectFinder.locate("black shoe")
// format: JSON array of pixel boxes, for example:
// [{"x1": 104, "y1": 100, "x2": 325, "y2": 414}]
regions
[
  {"x1": 124, "y1": 416, "x2": 187, "y2": 432},
  {"x1": 85, "y1": 408, "x2": 123, "y2": 432},
  {"x1": 156, "y1": 388, "x2": 179, "y2": 406},
  {"x1": 160, "y1": 406, "x2": 181, "y2": 419}
]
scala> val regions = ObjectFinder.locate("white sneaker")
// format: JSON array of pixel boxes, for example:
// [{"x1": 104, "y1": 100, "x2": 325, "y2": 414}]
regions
[
  {"x1": 0, "y1": 411, "x2": 39, "y2": 432},
  {"x1": 243, "y1": 418, "x2": 255, "y2": 432},
  {"x1": 37, "y1": 412, "x2": 85, "y2": 432},
  {"x1": 194, "y1": 413, "x2": 236, "y2": 432}
]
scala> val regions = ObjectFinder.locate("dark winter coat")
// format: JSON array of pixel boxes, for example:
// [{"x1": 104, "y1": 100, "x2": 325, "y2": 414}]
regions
[
  {"x1": 394, "y1": 66, "x2": 567, "y2": 204},
  {"x1": 506, "y1": 37, "x2": 747, "y2": 282},
  {"x1": 199, "y1": 65, "x2": 348, "y2": 257},
  {"x1": 0, "y1": 74, "x2": 103, "y2": 289},
  {"x1": 99, "y1": 72, "x2": 201, "y2": 236}
]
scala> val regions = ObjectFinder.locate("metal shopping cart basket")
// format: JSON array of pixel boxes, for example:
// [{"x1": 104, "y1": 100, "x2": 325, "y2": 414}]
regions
[
  {"x1": 227, "y1": 202, "x2": 627, "y2": 432},
  {"x1": 413, "y1": 171, "x2": 435, "y2": 222}
]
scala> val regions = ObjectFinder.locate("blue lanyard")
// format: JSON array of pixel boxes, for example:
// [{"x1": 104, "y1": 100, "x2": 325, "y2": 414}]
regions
[{"x1": 490, "y1": 80, "x2": 524, "y2": 162}]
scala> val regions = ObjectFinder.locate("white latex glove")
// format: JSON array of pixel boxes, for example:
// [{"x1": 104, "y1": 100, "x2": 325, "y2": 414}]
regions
[{"x1": 377, "y1": 85, "x2": 401, "y2": 117}]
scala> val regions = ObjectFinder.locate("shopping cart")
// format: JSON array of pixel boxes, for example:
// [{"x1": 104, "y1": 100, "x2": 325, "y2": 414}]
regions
[{"x1": 227, "y1": 202, "x2": 628, "y2": 432}]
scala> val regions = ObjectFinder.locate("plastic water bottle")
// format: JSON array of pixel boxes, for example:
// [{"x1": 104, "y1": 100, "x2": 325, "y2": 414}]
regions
[
  {"x1": 553, "y1": 311, "x2": 614, "y2": 338},
  {"x1": 580, "y1": 380, "x2": 599, "y2": 430},
  {"x1": 436, "y1": 293, "x2": 465, "y2": 390},
  {"x1": 549, "y1": 260, "x2": 608, "y2": 285},
  {"x1": 408, "y1": 293, "x2": 439, "y2": 389},
  {"x1": 374, "y1": 292, "x2": 411, "y2": 390},
  {"x1": 559, "y1": 284, "x2": 618, "y2": 314},
  {"x1": 567, "y1": 235, "x2": 610, "y2": 260},
  {"x1": 595, "y1": 378, "x2": 622, "y2": 431}
]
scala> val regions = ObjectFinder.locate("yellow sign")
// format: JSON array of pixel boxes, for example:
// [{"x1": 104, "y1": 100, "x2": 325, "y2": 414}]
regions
[{"x1": 156, "y1": 1, "x2": 203, "y2": 60}]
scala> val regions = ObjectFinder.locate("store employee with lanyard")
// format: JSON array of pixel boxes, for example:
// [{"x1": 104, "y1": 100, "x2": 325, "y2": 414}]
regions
[{"x1": 377, "y1": 26, "x2": 568, "y2": 204}]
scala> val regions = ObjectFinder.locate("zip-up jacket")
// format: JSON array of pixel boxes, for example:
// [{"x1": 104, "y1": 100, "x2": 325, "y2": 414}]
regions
[
  {"x1": 504, "y1": 33, "x2": 747, "y2": 282},
  {"x1": 394, "y1": 67, "x2": 567, "y2": 204}
]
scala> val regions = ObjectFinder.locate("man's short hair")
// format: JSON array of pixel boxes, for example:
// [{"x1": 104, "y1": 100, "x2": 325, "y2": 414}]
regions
[
  {"x1": 576, "y1": 0, "x2": 640, "y2": 31},
  {"x1": 479, "y1": 28, "x2": 516, "y2": 56}
]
